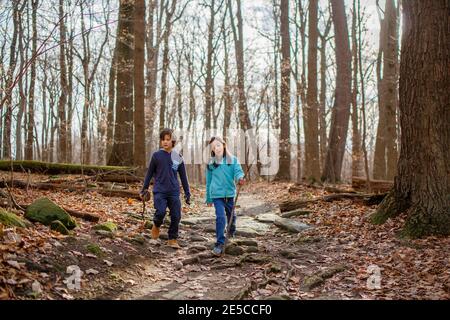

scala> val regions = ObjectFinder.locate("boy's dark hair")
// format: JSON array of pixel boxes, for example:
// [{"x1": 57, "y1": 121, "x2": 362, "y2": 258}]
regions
[{"x1": 160, "y1": 128, "x2": 176, "y2": 147}]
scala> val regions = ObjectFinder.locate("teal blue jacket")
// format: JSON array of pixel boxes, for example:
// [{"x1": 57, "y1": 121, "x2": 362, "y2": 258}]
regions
[{"x1": 205, "y1": 156, "x2": 244, "y2": 204}]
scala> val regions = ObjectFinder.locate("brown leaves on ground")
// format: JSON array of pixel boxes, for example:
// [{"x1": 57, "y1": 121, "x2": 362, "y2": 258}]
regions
[
  {"x1": 246, "y1": 181, "x2": 450, "y2": 300},
  {"x1": 0, "y1": 172, "x2": 448, "y2": 300}
]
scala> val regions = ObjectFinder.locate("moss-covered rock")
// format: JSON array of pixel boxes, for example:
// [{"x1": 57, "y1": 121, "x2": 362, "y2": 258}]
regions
[
  {"x1": 93, "y1": 221, "x2": 117, "y2": 233},
  {"x1": 86, "y1": 243, "x2": 103, "y2": 256},
  {"x1": 25, "y1": 197, "x2": 76, "y2": 229},
  {"x1": 50, "y1": 220, "x2": 70, "y2": 235},
  {"x1": 0, "y1": 209, "x2": 31, "y2": 228}
]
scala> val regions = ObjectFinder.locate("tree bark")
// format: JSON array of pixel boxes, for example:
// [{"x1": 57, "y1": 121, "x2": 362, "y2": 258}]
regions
[
  {"x1": 57, "y1": 0, "x2": 68, "y2": 163},
  {"x1": 25, "y1": 0, "x2": 38, "y2": 160},
  {"x1": 322, "y1": 0, "x2": 352, "y2": 183},
  {"x1": 383, "y1": 0, "x2": 399, "y2": 180},
  {"x1": 134, "y1": 0, "x2": 146, "y2": 167},
  {"x1": 303, "y1": 0, "x2": 320, "y2": 182},
  {"x1": 371, "y1": 0, "x2": 450, "y2": 238},
  {"x1": 108, "y1": 0, "x2": 135, "y2": 166},
  {"x1": 276, "y1": 0, "x2": 291, "y2": 180},
  {"x1": 2, "y1": 1, "x2": 20, "y2": 159}
]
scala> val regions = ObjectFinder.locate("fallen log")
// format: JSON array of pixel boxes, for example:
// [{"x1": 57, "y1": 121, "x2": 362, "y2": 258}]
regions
[
  {"x1": 352, "y1": 176, "x2": 393, "y2": 193},
  {"x1": 279, "y1": 192, "x2": 387, "y2": 212},
  {"x1": 0, "y1": 200, "x2": 99, "y2": 223},
  {"x1": 0, "y1": 160, "x2": 137, "y2": 176},
  {"x1": 289, "y1": 183, "x2": 355, "y2": 194},
  {"x1": 0, "y1": 179, "x2": 141, "y2": 200}
]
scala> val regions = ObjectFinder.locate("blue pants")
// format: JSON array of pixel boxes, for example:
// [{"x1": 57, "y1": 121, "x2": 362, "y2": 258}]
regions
[
  {"x1": 213, "y1": 198, "x2": 236, "y2": 246},
  {"x1": 153, "y1": 192, "x2": 181, "y2": 240}
]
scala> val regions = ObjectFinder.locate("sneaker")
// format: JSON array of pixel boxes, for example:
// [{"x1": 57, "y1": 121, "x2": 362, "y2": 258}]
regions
[
  {"x1": 167, "y1": 239, "x2": 181, "y2": 249},
  {"x1": 151, "y1": 225, "x2": 160, "y2": 240},
  {"x1": 212, "y1": 245, "x2": 224, "y2": 256}
]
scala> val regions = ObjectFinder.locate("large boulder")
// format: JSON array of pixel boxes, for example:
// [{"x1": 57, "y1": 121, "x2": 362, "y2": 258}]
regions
[
  {"x1": 0, "y1": 209, "x2": 31, "y2": 228},
  {"x1": 25, "y1": 198, "x2": 76, "y2": 229}
]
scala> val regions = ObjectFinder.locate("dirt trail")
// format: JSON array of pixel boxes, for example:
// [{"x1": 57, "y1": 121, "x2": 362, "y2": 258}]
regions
[{"x1": 111, "y1": 192, "x2": 290, "y2": 300}]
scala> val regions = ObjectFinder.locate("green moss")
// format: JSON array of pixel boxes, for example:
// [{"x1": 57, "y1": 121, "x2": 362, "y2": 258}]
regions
[
  {"x1": 93, "y1": 221, "x2": 117, "y2": 233},
  {"x1": 370, "y1": 191, "x2": 398, "y2": 225},
  {"x1": 400, "y1": 206, "x2": 450, "y2": 239},
  {"x1": 0, "y1": 209, "x2": 31, "y2": 228},
  {"x1": 50, "y1": 220, "x2": 70, "y2": 235},
  {"x1": 25, "y1": 197, "x2": 77, "y2": 229},
  {"x1": 86, "y1": 243, "x2": 103, "y2": 256}
]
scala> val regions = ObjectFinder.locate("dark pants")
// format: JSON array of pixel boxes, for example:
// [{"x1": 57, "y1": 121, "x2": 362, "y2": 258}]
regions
[
  {"x1": 213, "y1": 197, "x2": 236, "y2": 246},
  {"x1": 153, "y1": 192, "x2": 181, "y2": 240}
]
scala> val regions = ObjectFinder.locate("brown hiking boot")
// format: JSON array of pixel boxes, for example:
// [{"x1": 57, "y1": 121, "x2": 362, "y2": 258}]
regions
[
  {"x1": 151, "y1": 225, "x2": 160, "y2": 239},
  {"x1": 167, "y1": 239, "x2": 181, "y2": 249}
]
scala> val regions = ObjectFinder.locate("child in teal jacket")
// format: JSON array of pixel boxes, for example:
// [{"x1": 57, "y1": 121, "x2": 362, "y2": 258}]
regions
[{"x1": 206, "y1": 136, "x2": 245, "y2": 256}]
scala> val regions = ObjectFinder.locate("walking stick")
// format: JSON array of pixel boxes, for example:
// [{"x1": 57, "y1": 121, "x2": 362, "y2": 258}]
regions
[{"x1": 223, "y1": 160, "x2": 253, "y2": 253}]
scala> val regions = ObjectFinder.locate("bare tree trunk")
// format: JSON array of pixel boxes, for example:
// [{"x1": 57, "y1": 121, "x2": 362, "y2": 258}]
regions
[
  {"x1": 16, "y1": 10, "x2": 26, "y2": 160},
  {"x1": 222, "y1": 17, "x2": 232, "y2": 139},
  {"x1": 106, "y1": 32, "x2": 118, "y2": 162},
  {"x1": 57, "y1": 0, "x2": 68, "y2": 163},
  {"x1": 25, "y1": 0, "x2": 38, "y2": 160},
  {"x1": 351, "y1": 0, "x2": 363, "y2": 178},
  {"x1": 2, "y1": 1, "x2": 20, "y2": 159},
  {"x1": 134, "y1": 0, "x2": 146, "y2": 167},
  {"x1": 228, "y1": 0, "x2": 251, "y2": 132},
  {"x1": 371, "y1": 0, "x2": 450, "y2": 238},
  {"x1": 108, "y1": 0, "x2": 135, "y2": 166},
  {"x1": 276, "y1": 0, "x2": 291, "y2": 180},
  {"x1": 66, "y1": 28, "x2": 74, "y2": 162},
  {"x1": 357, "y1": 0, "x2": 370, "y2": 191},
  {"x1": 318, "y1": 14, "x2": 331, "y2": 172},
  {"x1": 145, "y1": 0, "x2": 161, "y2": 156},
  {"x1": 322, "y1": 0, "x2": 352, "y2": 183},
  {"x1": 159, "y1": 0, "x2": 177, "y2": 131},
  {"x1": 204, "y1": 0, "x2": 219, "y2": 131},
  {"x1": 304, "y1": 0, "x2": 320, "y2": 182},
  {"x1": 383, "y1": 0, "x2": 399, "y2": 180}
]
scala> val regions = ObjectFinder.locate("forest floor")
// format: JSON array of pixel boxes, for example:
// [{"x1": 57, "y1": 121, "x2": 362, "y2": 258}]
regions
[{"x1": 0, "y1": 172, "x2": 449, "y2": 300}]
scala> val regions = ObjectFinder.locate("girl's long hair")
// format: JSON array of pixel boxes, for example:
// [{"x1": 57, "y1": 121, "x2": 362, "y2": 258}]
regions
[{"x1": 207, "y1": 136, "x2": 233, "y2": 169}]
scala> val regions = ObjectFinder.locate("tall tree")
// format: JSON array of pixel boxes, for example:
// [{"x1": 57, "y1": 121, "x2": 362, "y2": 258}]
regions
[
  {"x1": 276, "y1": 0, "x2": 291, "y2": 180},
  {"x1": 373, "y1": 0, "x2": 399, "y2": 180},
  {"x1": 318, "y1": 9, "x2": 332, "y2": 171},
  {"x1": 228, "y1": 0, "x2": 251, "y2": 132},
  {"x1": 303, "y1": 0, "x2": 320, "y2": 181},
  {"x1": 57, "y1": 0, "x2": 68, "y2": 163},
  {"x1": 2, "y1": 1, "x2": 20, "y2": 159},
  {"x1": 159, "y1": 0, "x2": 178, "y2": 131},
  {"x1": 371, "y1": 0, "x2": 449, "y2": 238},
  {"x1": 108, "y1": 0, "x2": 135, "y2": 166},
  {"x1": 25, "y1": 0, "x2": 38, "y2": 160},
  {"x1": 134, "y1": 0, "x2": 146, "y2": 167},
  {"x1": 322, "y1": 0, "x2": 351, "y2": 183},
  {"x1": 204, "y1": 0, "x2": 216, "y2": 131}
]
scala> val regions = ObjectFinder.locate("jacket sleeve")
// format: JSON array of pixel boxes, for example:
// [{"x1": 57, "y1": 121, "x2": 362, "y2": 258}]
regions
[
  {"x1": 233, "y1": 157, "x2": 245, "y2": 181},
  {"x1": 141, "y1": 154, "x2": 156, "y2": 192},
  {"x1": 178, "y1": 160, "x2": 191, "y2": 198},
  {"x1": 205, "y1": 166, "x2": 213, "y2": 204}
]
